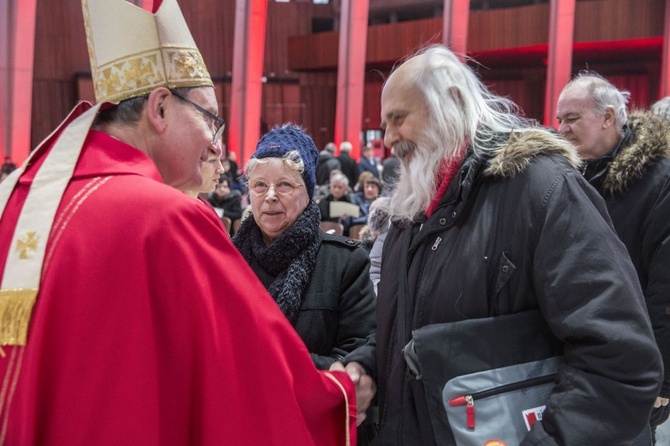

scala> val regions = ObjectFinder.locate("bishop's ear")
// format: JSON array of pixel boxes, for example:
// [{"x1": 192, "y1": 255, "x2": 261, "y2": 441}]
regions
[{"x1": 146, "y1": 87, "x2": 172, "y2": 133}]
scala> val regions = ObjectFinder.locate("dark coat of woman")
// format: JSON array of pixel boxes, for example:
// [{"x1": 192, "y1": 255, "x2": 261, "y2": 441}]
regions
[
  {"x1": 346, "y1": 130, "x2": 663, "y2": 445},
  {"x1": 233, "y1": 202, "x2": 376, "y2": 370}
]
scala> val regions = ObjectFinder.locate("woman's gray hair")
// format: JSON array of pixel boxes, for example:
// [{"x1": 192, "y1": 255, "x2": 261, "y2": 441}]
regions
[
  {"x1": 245, "y1": 149, "x2": 305, "y2": 180},
  {"x1": 567, "y1": 72, "x2": 630, "y2": 131}
]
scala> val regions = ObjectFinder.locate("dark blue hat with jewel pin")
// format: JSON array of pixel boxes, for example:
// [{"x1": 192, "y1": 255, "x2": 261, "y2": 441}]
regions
[{"x1": 252, "y1": 124, "x2": 318, "y2": 199}]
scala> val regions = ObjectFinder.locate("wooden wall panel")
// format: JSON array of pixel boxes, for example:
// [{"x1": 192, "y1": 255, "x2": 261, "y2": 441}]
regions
[
  {"x1": 362, "y1": 82, "x2": 383, "y2": 130},
  {"x1": 607, "y1": 74, "x2": 651, "y2": 110},
  {"x1": 366, "y1": 19, "x2": 442, "y2": 65},
  {"x1": 265, "y1": 2, "x2": 331, "y2": 78},
  {"x1": 180, "y1": 0, "x2": 236, "y2": 77},
  {"x1": 298, "y1": 72, "x2": 337, "y2": 150},
  {"x1": 574, "y1": 0, "x2": 663, "y2": 42},
  {"x1": 31, "y1": 0, "x2": 667, "y2": 152},
  {"x1": 468, "y1": 4, "x2": 549, "y2": 51},
  {"x1": 288, "y1": 32, "x2": 340, "y2": 71},
  {"x1": 288, "y1": 0, "x2": 664, "y2": 71},
  {"x1": 30, "y1": 79, "x2": 77, "y2": 146}
]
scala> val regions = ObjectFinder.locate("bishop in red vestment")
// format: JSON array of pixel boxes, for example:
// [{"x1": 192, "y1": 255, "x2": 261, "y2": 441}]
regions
[{"x1": 0, "y1": 102, "x2": 357, "y2": 444}]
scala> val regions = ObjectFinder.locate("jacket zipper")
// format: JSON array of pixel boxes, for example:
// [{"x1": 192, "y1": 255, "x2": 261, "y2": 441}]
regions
[{"x1": 448, "y1": 373, "x2": 557, "y2": 429}]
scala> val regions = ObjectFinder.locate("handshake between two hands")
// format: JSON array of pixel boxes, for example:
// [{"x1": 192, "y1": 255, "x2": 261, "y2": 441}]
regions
[{"x1": 330, "y1": 361, "x2": 377, "y2": 426}]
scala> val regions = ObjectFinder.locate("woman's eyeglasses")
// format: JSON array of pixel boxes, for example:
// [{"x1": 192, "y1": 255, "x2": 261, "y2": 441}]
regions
[
  {"x1": 172, "y1": 91, "x2": 225, "y2": 146},
  {"x1": 248, "y1": 180, "x2": 304, "y2": 196}
]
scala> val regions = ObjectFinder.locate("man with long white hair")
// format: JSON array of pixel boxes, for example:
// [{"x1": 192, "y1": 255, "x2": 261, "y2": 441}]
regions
[{"x1": 334, "y1": 45, "x2": 662, "y2": 445}]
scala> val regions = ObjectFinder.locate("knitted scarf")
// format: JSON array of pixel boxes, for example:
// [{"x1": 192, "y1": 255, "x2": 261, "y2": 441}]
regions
[{"x1": 232, "y1": 201, "x2": 322, "y2": 325}]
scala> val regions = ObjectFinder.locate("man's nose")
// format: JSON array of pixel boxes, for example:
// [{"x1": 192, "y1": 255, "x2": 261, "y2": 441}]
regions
[
  {"x1": 383, "y1": 127, "x2": 397, "y2": 150},
  {"x1": 557, "y1": 122, "x2": 569, "y2": 135}
]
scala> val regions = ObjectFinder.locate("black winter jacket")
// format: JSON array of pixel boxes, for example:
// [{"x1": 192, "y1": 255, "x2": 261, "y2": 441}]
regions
[
  {"x1": 252, "y1": 233, "x2": 376, "y2": 370},
  {"x1": 583, "y1": 112, "x2": 670, "y2": 413},
  {"x1": 346, "y1": 130, "x2": 663, "y2": 445}
]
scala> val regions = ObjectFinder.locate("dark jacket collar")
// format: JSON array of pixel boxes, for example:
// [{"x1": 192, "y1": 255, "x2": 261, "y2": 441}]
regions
[{"x1": 410, "y1": 129, "x2": 579, "y2": 224}]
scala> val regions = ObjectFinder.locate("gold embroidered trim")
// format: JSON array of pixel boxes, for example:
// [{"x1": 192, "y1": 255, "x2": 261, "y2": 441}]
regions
[
  {"x1": 93, "y1": 47, "x2": 212, "y2": 104},
  {"x1": 323, "y1": 372, "x2": 351, "y2": 446},
  {"x1": 0, "y1": 289, "x2": 38, "y2": 346},
  {"x1": 44, "y1": 176, "x2": 111, "y2": 273}
]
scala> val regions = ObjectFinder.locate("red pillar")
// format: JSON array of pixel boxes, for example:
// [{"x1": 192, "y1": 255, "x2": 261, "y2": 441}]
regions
[
  {"x1": 660, "y1": 0, "x2": 670, "y2": 97},
  {"x1": 0, "y1": 0, "x2": 37, "y2": 165},
  {"x1": 0, "y1": 0, "x2": 8, "y2": 160},
  {"x1": 543, "y1": 0, "x2": 575, "y2": 128},
  {"x1": 442, "y1": 0, "x2": 471, "y2": 61},
  {"x1": 334, "y1": 0, "x2": 369, "y2": 160},
  {"x1": 229, "y1": 0, "x2": 267, "y2": 168}
]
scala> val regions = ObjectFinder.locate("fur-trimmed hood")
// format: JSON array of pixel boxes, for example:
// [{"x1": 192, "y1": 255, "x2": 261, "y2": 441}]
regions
[
  {"x1": 601, "y1": 111, "x2": 670, "y2": 194},
  {"x1": 483, "y1": 129, "x2": 581, "y2": 178}
]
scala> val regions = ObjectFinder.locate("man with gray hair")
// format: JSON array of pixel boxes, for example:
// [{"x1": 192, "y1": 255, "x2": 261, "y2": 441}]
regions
[
  {"x1": 651, "y1": 96, "x2": 670, "y2": 122},
  {"x1": 334, "y1": 45, "x2": 663, "y2": 445},
  {"x1": 337, "y1": 140, "x2": 360, "y2": 187},
  {"x1": 316, "y1": 142, "x2": 341, "y2": 186},
  {"x1": 557, "y1": 73, "x2": 670, "y2": 441}
]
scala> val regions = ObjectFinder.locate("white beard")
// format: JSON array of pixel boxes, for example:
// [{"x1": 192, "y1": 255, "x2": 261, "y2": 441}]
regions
[{"x1": 389, "y1": 138, "x2": 446, "y2": 222}]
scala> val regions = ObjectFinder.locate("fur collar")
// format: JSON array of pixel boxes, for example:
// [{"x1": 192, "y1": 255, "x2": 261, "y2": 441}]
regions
[
  {"x1": 483, "y1": 129, "x2": 581, "y2": 178},
  {"x1": 601, "y1": 111, "x2": 670, "y2": 194}
]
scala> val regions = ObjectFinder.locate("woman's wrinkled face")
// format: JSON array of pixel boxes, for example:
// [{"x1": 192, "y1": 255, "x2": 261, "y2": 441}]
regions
[{"x1": 248, "y1": 158, "x2": 309, "y2": 245}]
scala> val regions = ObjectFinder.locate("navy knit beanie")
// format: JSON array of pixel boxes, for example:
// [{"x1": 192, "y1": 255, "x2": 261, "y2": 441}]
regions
[{"x1": 252, "y1": 124, "x2": 318, "y2": 199}]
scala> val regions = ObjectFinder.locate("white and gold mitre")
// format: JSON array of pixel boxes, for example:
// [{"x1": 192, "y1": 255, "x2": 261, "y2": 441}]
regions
[{"x1": 82, "y1": 0, "x2": 213, "y2": 103}]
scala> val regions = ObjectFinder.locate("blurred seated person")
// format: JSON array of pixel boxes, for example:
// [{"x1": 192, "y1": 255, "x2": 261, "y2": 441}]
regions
[
  {"x1": 358, "y1": 144, "x2": 380, "y2": 179},
  {"x1": 350, "y1": 175, "x2": 383, "y2": 227},
  {"x1": 354, "y1": 171, "x2": 374, "y2": 193},
  {"x1": 2, "y1": 156, "x2": 16, "y2": 175},
  {"x1": 381, "y1": 147, "x2": 401, "y2": 192},
  {"x1": 314, "y1": 169, "x2": 344, "y2": 204},
  {"x1": 208, "y1": 176, "x2": 243, "y2": 222},
  {"x1": 365, "y1": 197, "x2": 391, "y2": 294},
  {"x1": 222, "y1": 145, "x2": 245, "y2": 192},
  {"x1": 318, "y1": 171, "x2": 355, "y2": 235},
  {"x1": 232, "y1": 124, "x2": 376, "y2": 370}
]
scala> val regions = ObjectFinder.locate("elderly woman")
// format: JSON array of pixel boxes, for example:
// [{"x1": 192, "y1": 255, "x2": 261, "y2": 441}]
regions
[
  {"x1": 350, "y1": 175, "x2": 383, "y2": 227},
  {"x1": 232, "y1": 124, "x2": 376, "y2": 371}
]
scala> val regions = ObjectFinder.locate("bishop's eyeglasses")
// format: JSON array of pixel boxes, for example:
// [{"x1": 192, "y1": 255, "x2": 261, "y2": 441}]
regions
[{"x1": 172, "y1": 91, "x2": 225, "y2": 146}]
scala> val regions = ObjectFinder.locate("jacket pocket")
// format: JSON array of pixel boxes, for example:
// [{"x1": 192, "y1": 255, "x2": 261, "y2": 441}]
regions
[
  {"x1": 490, "y1": 252, "x2": 516, "y2": 314},
  {"x1": 443, "y1": 357, "x2": 561, "y2": 446},
  {"x1": 494, "y1": 252, "x2": 516, "y2": 295}
]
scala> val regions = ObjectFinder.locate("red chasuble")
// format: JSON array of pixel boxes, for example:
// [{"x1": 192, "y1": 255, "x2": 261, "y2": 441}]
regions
[{"x1": 0, "y1": 116, "x2": 356, "y2": 444}]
